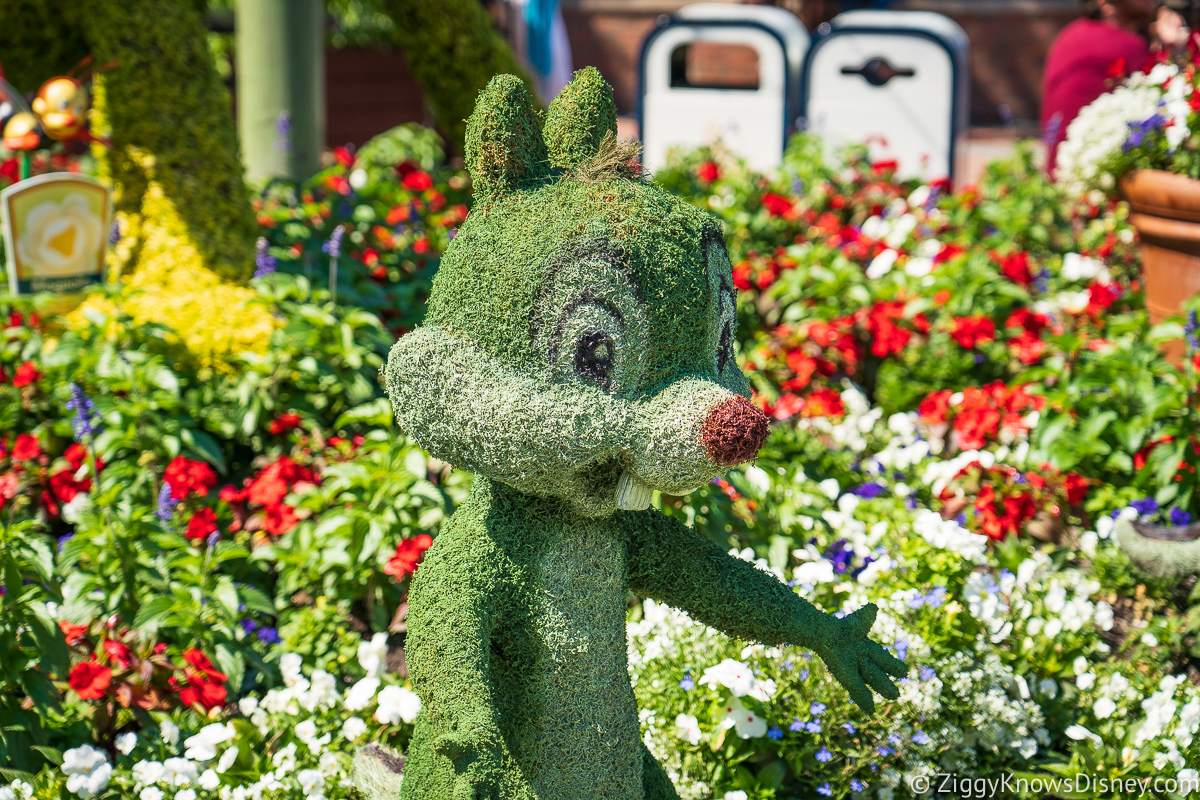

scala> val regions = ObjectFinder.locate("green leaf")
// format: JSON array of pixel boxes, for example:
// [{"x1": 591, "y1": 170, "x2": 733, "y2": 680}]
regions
[
  {"x1": 182, "y1": 428, "x2": 228, "y2": 473},
  {"x1": 133, "y1": 596, "x2": 176, "y2": 632}
]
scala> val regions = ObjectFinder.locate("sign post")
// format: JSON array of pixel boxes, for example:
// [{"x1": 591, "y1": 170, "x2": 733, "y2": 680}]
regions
[{"x1": 1, "y1": 173, "x2": 111, "y2": 295}]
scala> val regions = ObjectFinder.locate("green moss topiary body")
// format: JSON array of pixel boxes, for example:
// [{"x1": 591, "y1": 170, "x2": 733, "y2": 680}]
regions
[{"x1": 363, "y1": 69, "x2": 906, "y2": 800}]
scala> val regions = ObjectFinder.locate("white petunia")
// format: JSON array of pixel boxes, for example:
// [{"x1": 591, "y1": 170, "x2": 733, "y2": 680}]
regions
[
  {"x1": 793, "y1": 559, "x2": 835, "y2": 585},
  {"x1": 116, "y1": 731, "x2": 138, "y2": 755},
  {"x1": 866, "y1": 248, "x2": 898, "y2": 279},
  {"x1": 1065, "y1": 724, "x2": 1101, "y2": 745},
  {"x1": 676, "y1": 714, "x2": 702, "y2": 745},
  {"x1": 1061, "y1": 252, "x2": 1104, "y2": 282},
  {"x1": 217, "y1": 745, "x2": 239, "y2": 773},
  {"x1": 375, "y1": 685, "x2": 422, "y2": 725},
  {"x1": 1094, "y1": 697, "x2": 1117, "y2": 719},
  {"x1": 357, "y1": 632, "x2": 389, "y2": 679},
  {"x1": 344, "y1": 677, "x2": 380, "y2": 711},
  {"x1": 280, "y1": 652, "x2": 305, "y2": 686},
  {"x1": 132, "y1": 760, "x2": 165, "y2": 787},
  {"x1": 343, "y1": 716, "x2": 368, "y2": 741},
  {"x1": 724, "y1": 792, "x2": 749, "y2": 800},
  {"x1": 138, "y1": 788, "x2": 164, "y2": 800},
  {"x1": 183, "y1": 722, "x2": 235, "y2": 762},
  {"x1": 162, "y1": 757, "x2": 198, "y2": 787},
  {"x1": 62, "y1": 745, "x2": 112, "y2": 798},
  {"x1": 199, "y1": 769, "x2": 220, "y2": 791},
  {"x1": 176, "y1": 790, "x2": 196, "y2": 800},
  {"x1": 298, "y1": 768, "x2": 326, "y2": 800},
  {"x1": 1179, "y1": 768, "x2": 1199, "y2": 796},
  {"x1": 160, "y1": 719, "x2": 179, "y2": 745}
]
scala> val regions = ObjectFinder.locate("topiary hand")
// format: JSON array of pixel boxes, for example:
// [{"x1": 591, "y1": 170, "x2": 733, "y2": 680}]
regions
[
  {"x1": 812, "y1": 604, "x2": 907, "y2": 714},
  {"x1": 433, "y1": 731, "x2": 505, "y2": 800}
]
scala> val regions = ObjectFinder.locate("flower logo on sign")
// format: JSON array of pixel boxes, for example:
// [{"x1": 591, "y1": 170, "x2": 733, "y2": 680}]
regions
[{"x1": 16, "y1": 192, "x2": 101, "y2": 275}]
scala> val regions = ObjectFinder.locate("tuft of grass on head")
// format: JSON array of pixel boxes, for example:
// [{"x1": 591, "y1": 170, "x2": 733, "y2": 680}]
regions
[{"x1": 573, "y1": 132, "x2": 645, "y2": 185}]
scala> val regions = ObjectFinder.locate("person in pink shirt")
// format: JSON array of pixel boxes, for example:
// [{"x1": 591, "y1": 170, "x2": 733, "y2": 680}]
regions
[{"x1": 1042, "y1": 0, "x2": 1188, "y2": 175}]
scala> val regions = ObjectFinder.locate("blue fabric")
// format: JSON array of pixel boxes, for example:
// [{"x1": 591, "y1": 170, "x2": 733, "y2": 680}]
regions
[{"x1": 525, "y1": 0, "x2": 557, "y2": 77}]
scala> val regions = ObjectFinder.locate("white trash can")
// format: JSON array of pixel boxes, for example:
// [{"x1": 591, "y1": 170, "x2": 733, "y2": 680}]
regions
[
  {"x1": 639, "y1": 3, "x2": 809, "y2": 173},
  {"x1": 800, "y1": 10, "x2": 969, "y2": 181}
]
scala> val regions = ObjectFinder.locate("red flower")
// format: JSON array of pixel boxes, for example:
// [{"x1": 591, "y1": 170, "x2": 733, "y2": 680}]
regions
[
  {"x1": 695, "y1": 161, "x2": 721, "y2": 183},
  {"x1": 1086, "y1": 282, "x2": 1121, "y2": 314},
  {"x1": 186, "y1": 507, "x2": 218, "y2": 542},
  {"x1": 12, "y1": 361, "x2": 40, "y2": 388},
  {"x1": 919, "y1": 390, "x2": 953, "y2": 424},
  {"x1": 871, "y1": 159, "x2": 899, "y2": 174},
  {"x1": 784, "y1": 351, "x2": 819, "y2": 389},
  {"x1": 263, "y1": 503, "x2": 299, "y2": 536},
  {"x1": 386, "y1": 204, "x2": 410, "y2": 226},
  {"x1": 402, "y1": 170, "x2": 433, "y2": 192},
  {"x1": 102, "y1": 639, "x2": 132, "y2": 667},
  {"x1": 1063, "y1": 473, "x2": 1089, "y2": 504},
  {"x1": 1134, "y1": 436, "x2": 1172, "y2": 471},
  {"x1": 12, "y1": 433, "x2": 41, "y2": 462},
  {"x1": 268, "y1": 413, "x2": 302, "y2": 435},
  {"x1": 1008, "y1": 331, "x2": 1046, "y2": 364},
  {"x1": 49, "y1": 469, "x2": 90, "y2": 503},
  {"x1": 219, "y1": 485, "x2": 249, "y2": 504},
  {"x1": 0, "y1": 158, "x2": 18, "y2": 184},
  {"x1": 996, "y1": 251, "x2": 1033, "y2": 286},
  {"x1": 384, "y1": 534, "x2": 433, "y2": 577},
  {"x1": 163, "y1": 456, "x2": 218, "y2": 500},
  {"x1": 950, "y1": 316, "x2": 995, "y2": 349},
  {"x1": 732, "y1": 262, "x2": 753, "y2": 292},
  {"x1": 1005, "y1": 307, "x2": 1051, "y2": 337},
  {"x1": 863, "y1": 301, "x2": 911, "y2": 357},
  {"x1": 934, "y1": 244, "x2": 964, "y2": 265},
  {"x1": 69, "y1": 659, "x2": 112, "y2": 700},
  {"x1": 333, "y1": 146, "x2": 355, "y2": 166},
  {"x1": 761, "y1": 192, "x2": 793, "y2": 218},
  {"x1": 769, "y1": 392, "x2": 805, "y2": 421},
  {"x1": 325, "y1": 174, "x2": 351, "y2": 195},
  {"x1": 178, "y1": 673, "x2": 227, "y2": 710},
  {"x1": 1106, "y1": 56, "x2": 1127, "y2": 79},
  {"x1": 803, "y1": 388, "x2": 845, "y2": 419},
  {"x1": 182, "y1": 648, "x2": 228, "y2": 681},
  {"x1": 59, "y1": 621, "x2": 89, "y2": 645}
]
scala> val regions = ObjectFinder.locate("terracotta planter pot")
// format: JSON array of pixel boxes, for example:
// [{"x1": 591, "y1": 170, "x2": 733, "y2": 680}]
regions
[{"x1": 1119, "y1": 169, "x2": 1200, "y2": 364}]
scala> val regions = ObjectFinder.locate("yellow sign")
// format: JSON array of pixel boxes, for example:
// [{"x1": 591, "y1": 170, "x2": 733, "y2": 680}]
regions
[{"x1": 2, "y1": 173, "x2": 110, "y2": 295}]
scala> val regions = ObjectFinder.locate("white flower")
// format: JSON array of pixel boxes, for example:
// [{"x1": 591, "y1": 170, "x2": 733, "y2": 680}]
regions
[
  {"x1": 375, "y1": 685, "x2": 422, "y2": 724},
  {"x1": 699, "y1": 659, "x2": 758, "y2": 697},
  {"x1": 62, "y1": 745, "x2": 112, "y2": 798},
  {"x1": 676, "y1": 713, "x2": 702, "y2": 745},
  {"x1": 1038, "y1": 679, "x2": 1058, "y2": 700},
  {"x1": 344, "y1": 676, "x2": 380, "y2": 711},
  {"x1": 1065, "y1": 724, "x2": 1101, "y2": 745},
  {"x1": 349, "y1": 168, "x2": 368, "y2": 190},
  {"x1": 818, "y1": 478, "x2": 840, "y2": 500},
  {"x1": 138, "y1": 788, "x2": 164, "y2": 800},
  {"x1": 116, "y1": 731, "x2": 138, "y2": 755},
  {"x1": 61, "y1": 493, "x2": 92, "y2": 524},
  {"x1": 1094, "y1": 697, "x2": 1117, "y2": 719},
  {"x1": 184, "y1": 722, "x2": 235, "y2": 761},
  {"x1": 160, "y1": 719, "x2": 180, "y2": 745},
  {"x1": 1142, "y1": 632, "x2": 1159, "y2": 647},
  {"x1": 238, "y1": 696, "x2": 259, "y2": 717},
  {"x1": 177, "y1": 790, "x2": 197, "y2": 800},
  {"x1": 866, "y1": 248, "x2": 898, "y2": 279},
  {"x1": 1056, "y1": 83, "x2": 1161, "y2": 193},
  {"x1": 163, "y1": 757, "x2": 198, "y2": 787},
  {"x1": 217, "y1": 745, "x2": 239, "y2": 773},
  {"x1": 303, "y1": 670, "x2": 340, "y2": 710},
  {"x1": 357, "y1": 632, "x2": 389, "y2": 679},
  {"x1": 295, "y1": 719, "x2": 332, "y2": 754},
  {"x1": 4, "y1": 782, "x2": 31, "y2": 800},
  {"x1": 724, "y1": 792, "x2": 749, "y2": 800},
  {"x1": 343, "y1": 717, "x2": 368, "y2": 741},
  {"x1": 1077, "y1": 673, "x2": 1096, "y2": 691},
  {"x1": 132, "y1": 761, "x2": 165, "y2": 787},
  {"x1": 298, "y1": 769, "x2": 325, "y2": 800},
  {"x1": 199, "y1": 769, "x2": 220, "y2": 791},
  {"x1": 718, "y1": 696, "x2": 767, "y2": 739},
  {"x1": 793, "y1": 559, "x2": 835, "y2": 585},
  {"x1": 1061, "y1": 252, "x2": 1104, "y2": 282},
  {"x1": 904, "y1": 256, "x2": 934, "y2": 278},
  {"x1": 273, "y1": 743, "x2": 297, "y2": 775},
  {"x1": 280, "y1": 653, "x2": 305, "y2": 686},
  {"x1": 1094, "y1": 601, "x2": 1114, "y2": 631}
]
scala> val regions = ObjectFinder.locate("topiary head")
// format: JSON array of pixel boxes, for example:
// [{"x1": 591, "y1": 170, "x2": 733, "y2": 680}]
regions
[{"x1": 384, "y1": 68, "x2": 768, "y2": 517}]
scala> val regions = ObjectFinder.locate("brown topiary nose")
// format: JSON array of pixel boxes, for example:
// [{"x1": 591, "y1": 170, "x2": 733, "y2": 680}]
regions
[{"x1": 700, "y1": 396, "x2": 770, "y2": 465}]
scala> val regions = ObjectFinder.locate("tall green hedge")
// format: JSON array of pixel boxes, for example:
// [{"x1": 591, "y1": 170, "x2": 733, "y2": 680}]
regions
[
  {"x1": 0, "y1": 0, "x2": 255, "y2": 283},
  {"x1": 380, "y1": 0, "x2": 539, "y2": 151}
]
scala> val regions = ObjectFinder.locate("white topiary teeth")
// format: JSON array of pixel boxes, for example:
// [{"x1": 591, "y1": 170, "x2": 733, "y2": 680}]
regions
[{"x1": 615, "y1": 471, "x2": 653, "y2": 511}]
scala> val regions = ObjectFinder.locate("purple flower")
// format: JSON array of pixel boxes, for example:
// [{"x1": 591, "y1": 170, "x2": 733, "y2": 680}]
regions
[
  {"x1": 851, "y1": 779, "x2": 866, "y2": 792},
  {"x1": 66, "y1": 383, "x2": 101, "y2": 441},
  {"x1": 1171, "y1": 507, "x2": 1192, "y2": 526},
  {"x1": 156, "y1": 484, "x2": 175, "y2": 523},
  {"x1": 275, "y1": 110, "x2": 291, "y2": 152},
  {"x1": 811, "y1": 701, "x2": 826, "y2": 716},
  {"x1": 816, "y1": 747, "x2": 832, "y2": 763},
  {"x1": 257, "y1": 626, "x2": 281, "y2": 645},
  {"x1": 679, "y1": 674, "x2": 694, "y2": 691},
  {"x1": 919, "y1": 666, "x2": 937, "y2": 681},
  {"x1": 893, "y1": 640, "x2": 908, "y2": 661},
  {"x1": 805, "y1": 720, "x2": 822, "y2": 734},
  {"x1": 108, "y1": 221, "x2": 121, "y2": 245},
  {"x1": 888, "y1": 734, "x2": 901, "y2": 746},
  {"x1": 254, "y1": 237, "x2": 277, "y2": 278},
  {"x1": 241, "y1": 619, "x2": 259, "y2": 634},
  {"x1": 206, "y1": 532, "x2": 221, "y2": 549},
  {"x1": 1041, "y1": 111, "x2": 1063, "y2": 147},
  {"x1": 876, "y1": 746, "x2": 893, "y2": 757},
  {"x1": 57, "y1": 533, "x2": 73, "y2": 553},
  {"x1": 905, "y1": 496, "x2": 919, "y2": 510},
  {"x1": 912, "y1": 730, "x2": 931, "y2": 745},
  {"x1": 1131, "y1": 497, "x2": 1159, "y2": 517},
  {"x1": 853, "y1": 482, "x2": 886, "y2": 499},
  {"x1": 767, "y1": 725, "x2": 783, "y2": 740},
  {"x1": 826, "y1": 539, "x2": 854, "y2": 574},
  {"x1": 782, "y1": 658, "x2": 793, "y2": 671},
  {"x1": 789, "y1": 718, "x2": 805, "y2": 732},
  {"x1": 843, "y1": 722, "x2": 856, "y2": 734},
  {"x1": 799, "y1": 669, "x2": 810, "y2": 681},
  {"x1": 817, "y1": 784, "x2": 832, "y2": 797},
  {"x1": 323, "y1": 226, "x2": 344, "y2": 259}
]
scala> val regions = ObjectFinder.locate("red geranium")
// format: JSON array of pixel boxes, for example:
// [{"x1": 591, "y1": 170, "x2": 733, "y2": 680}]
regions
[
  {"x1": 268, "y1": 413, "x2": 302, "y2": 435},
  {"x1": 1008, "y1": 331, "x2": 1046, "y2": 364},
  {"x1": 12, "y1": 433, "x2": 41, "y2": 462},
  {"x1": 175, "y1": 650, "x2": 228, "y2": 710},
  {"x1": 761, "y1": 192, "x2": 793, "y2": 218},
  {"x1": 103, "y1": 639, "x2": 132, "y2": 667},
  {"x1": 59, "y1": 621, "x2": 89, "y2": 645},
  {"x1": 950, "y1": 316, "x2": 995, "y2": 349},
  {"x1": 1063, "y1": 473, "x2": 1089, "y2": 504},
  {"x1": 263, "y1": 503, "x2": 299, "y2": 536},
  {"x1": 12, "y1": 361, "x2": 41, "y2": 388},
  {"x1": 803, "y1": 388, "x2": 846, "y2": 419},
  {"x1": 186, "y1": 507, "x2": 219, "y2": 542},
  {"x1": 402, "y1": 170, "x2": 433, "y2": 192},
  {"x1": 164, "y1": 456, "x2": 218, "y2": 500},
  {"x1": 919, "y1": 390, "x2": 954, "y2": 425},
  {"x1": 996, "y1": 251, "x2": 1033, "y2": 286},
  {"x1": 695, "y1": 161, "x2": 721, "y2": 183},
  {"x1": 385, "y1": 534, "x2": 434, "y2": 577},
  {"x1": 49, "y1": 469, "x2": 90, "y2": 503},
  {"x1": 862, "y1": 301, "x2": 911, "y2": 357},
  {"x1": 69, "y1": 659, "x2": 112, "y2": 700}
]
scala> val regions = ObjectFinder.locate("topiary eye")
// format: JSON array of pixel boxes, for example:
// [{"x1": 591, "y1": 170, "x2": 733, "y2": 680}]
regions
[
  {"x1": 574, "y1": 330, "x2": 614, "y2": 385},
  {"x1": 717, "y1": 320, "x2": 733, "y2": 373}
]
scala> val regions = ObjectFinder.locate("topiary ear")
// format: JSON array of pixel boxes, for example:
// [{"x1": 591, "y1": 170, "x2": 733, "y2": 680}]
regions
[
  {"x1": 464, "y1": 74, "x2": 550, "y2": 201},
  {"x1": 543, "y1": 67, "x2": 618, "y2": 170}
]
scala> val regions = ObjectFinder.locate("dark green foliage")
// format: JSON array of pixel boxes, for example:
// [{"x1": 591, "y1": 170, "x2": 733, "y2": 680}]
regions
[
  {"x1": 0, "y1": 0, "x2": 90, "y2": 94},
  {"x1": 368, "y1": 68, "x2": 905, "y2": 799},
  {"x1": 379, "y1": 0, "x2": 538, "y2": 152}
]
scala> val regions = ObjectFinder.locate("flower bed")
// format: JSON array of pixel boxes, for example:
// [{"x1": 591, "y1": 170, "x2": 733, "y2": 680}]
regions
[{"x1": 1, "y1": 127, "x2": 1199, "y2": 799}]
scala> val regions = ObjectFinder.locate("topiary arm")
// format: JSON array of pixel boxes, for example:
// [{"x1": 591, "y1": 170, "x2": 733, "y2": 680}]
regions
[
  {"x1": 403, "y1": 524, "x2": 509, "y2": 798},
  {"x1": 623, "y1": 510, "x2": 906, "y2": 713}
]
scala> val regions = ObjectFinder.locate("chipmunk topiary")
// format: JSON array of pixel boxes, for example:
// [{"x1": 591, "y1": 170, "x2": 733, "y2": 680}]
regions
[{"x1": 354, "y1": 68, "x2": 906, "y2": 800}]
